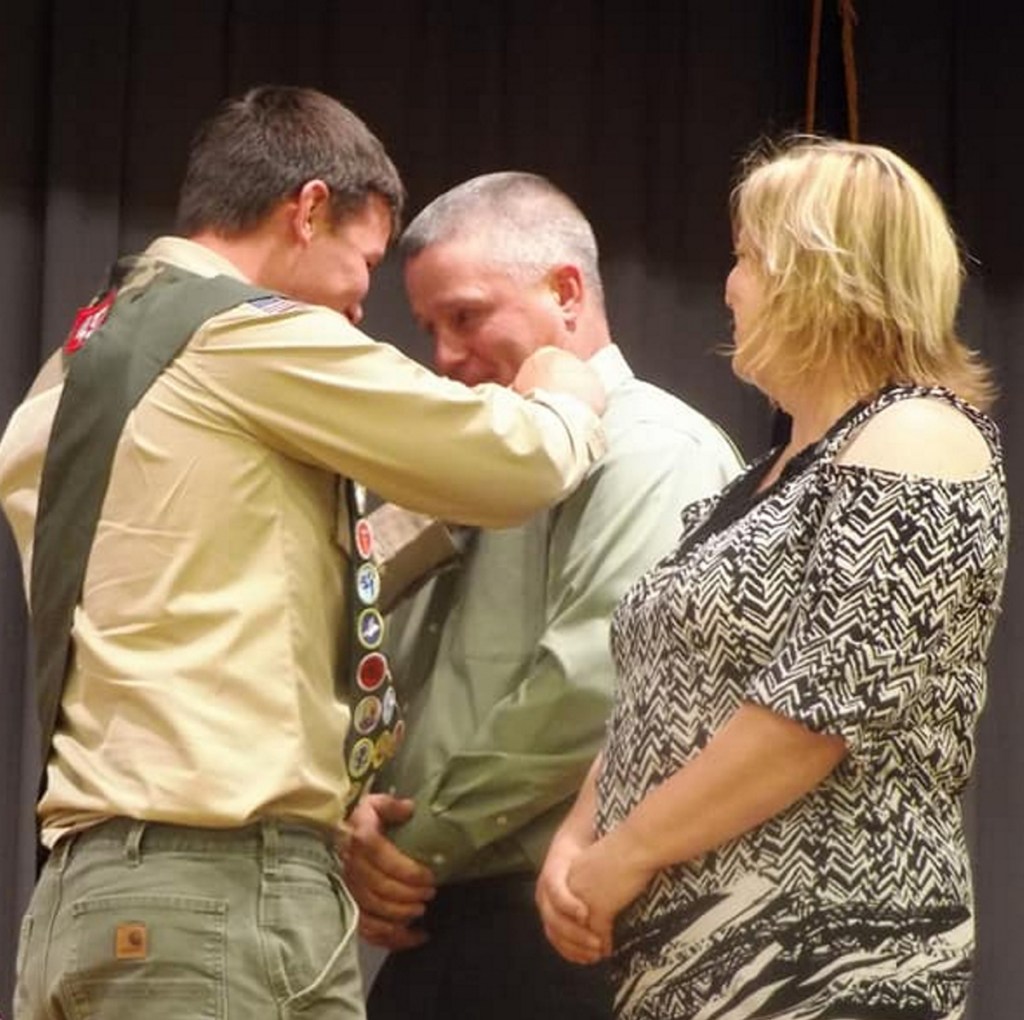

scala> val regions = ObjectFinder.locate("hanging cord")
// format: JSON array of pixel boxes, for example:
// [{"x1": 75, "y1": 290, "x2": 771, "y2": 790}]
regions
[
  {"x1": 805, "y1": 0, "x2": 823, "y2": 132},
  {"x1": 805, "y1": 0, "x2": 860, "y2": 140},
  {"x1": 840, "y1": 0, "x2": 860, "y2": 140}
]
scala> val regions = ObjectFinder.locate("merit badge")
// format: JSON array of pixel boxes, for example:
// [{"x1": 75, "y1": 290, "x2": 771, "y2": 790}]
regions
[
  {"x1": 356, "y1": 652, "x2": 389, "y2": 692},
  {"x1": 348, "y1": 737, "x2": 374, "y2": 779},
  {"x1": 351, "y1": 482, "x2": 367, "y2": 516},
  {"x1": 356, "y1": 562, "x2": 381, "y2": 606},
  {"x1": 355, "y1": 519, "x2": 374, "y2": 560},
  {"x1": 373, "y1": 730, "x2": 396, "y2": 768},
  {"x1": 357, "y1": 608, "x2": 384, "y2": 650},
  {"x1": 392, "y1": 719, "x2": 407, "y2": 751},
  {"x1": 382, "y1": 684, "x2": 398, "y2": 726},
  {"x1": 354, "y1": 695, "x2": 383, "y2": 735}
]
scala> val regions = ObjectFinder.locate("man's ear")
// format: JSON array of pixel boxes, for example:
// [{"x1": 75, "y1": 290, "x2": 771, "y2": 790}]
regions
[
  {"x1": 548, "y1": 264, "x2": 584, "y2": 326},
  {"x1": 291, "y1": 179, "x2": 332, "y2": 245}
]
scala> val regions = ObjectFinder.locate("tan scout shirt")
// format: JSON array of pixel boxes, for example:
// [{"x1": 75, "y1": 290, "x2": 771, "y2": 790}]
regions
[{"x1": 0, "y1": 236, "x2": 603, "y2": 846}]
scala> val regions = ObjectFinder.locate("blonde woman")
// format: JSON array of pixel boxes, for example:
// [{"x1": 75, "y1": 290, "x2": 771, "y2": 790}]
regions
[{"x1": 536, "y1": 139, "x2": 1010, "y2": 1019}]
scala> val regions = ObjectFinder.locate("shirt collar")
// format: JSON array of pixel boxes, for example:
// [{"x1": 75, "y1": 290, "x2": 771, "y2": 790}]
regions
[
  {"x1": 144, "y1": 236, "x2": 253, "y2": 282},
  {"x1": 587, "y1": 343, "x2": 633, "y2": 394}
]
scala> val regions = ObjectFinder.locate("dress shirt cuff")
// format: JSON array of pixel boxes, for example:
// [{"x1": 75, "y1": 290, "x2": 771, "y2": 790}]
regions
[
  {"x1": 390, "y1": 800, "x2": 478, "y2": 884},
  {"x1": 526, "y1": 390, "x2": 607, "y2": 486}
]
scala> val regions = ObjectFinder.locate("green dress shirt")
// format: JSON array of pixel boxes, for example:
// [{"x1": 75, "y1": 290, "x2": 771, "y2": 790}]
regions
[{"x1": 381, "y1": 345, "x2": 742, "y2": 882}]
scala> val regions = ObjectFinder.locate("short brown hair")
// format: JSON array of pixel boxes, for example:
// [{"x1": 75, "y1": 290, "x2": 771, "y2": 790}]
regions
[
  {"x1": 176, "y1": 85, "x2": 404, "y2": 238},
  {"x1": 731, "y1": 137, "x2": 994, "y2": 410}
]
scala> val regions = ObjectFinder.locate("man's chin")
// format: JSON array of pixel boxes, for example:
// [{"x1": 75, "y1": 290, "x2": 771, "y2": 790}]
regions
[{"x1": 446, "y1": 368, "x2": 507, "y2": 388}]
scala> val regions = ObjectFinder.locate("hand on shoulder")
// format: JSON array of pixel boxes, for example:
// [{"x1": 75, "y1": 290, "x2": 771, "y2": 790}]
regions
[
  {"x1": 838, "y1": 396, "x2": 992, "y2": 481},
  {"x1": 513, "y1": 346, "x2": 607, "y2": 416}
]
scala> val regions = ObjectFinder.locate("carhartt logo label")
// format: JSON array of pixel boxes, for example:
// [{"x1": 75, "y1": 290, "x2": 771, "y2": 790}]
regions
[{"x1": 114, "y1": 922, "x2": 148, "y2": 961}]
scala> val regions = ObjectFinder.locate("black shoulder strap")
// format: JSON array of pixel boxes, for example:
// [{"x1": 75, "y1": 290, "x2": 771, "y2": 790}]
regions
[{"x1": 31, "y1": 262, "x2": 272, "y2": 781}]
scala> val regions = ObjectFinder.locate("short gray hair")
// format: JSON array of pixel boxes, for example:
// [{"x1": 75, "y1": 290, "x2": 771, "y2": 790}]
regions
[{"x1": 400, "y1": 172, "x2": 604, "y2": 304}]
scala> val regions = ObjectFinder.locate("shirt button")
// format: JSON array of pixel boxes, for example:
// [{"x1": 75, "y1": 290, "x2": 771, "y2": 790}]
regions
[
  {"x1": 427, "y1": 622, "x2": 440, "y2": 634},
  {"x1": 496, "y1": 815, "x2": 508, "y2": 827},
  {"x1": 431, "y1": 853, "x2": 446, "y2": 866}
]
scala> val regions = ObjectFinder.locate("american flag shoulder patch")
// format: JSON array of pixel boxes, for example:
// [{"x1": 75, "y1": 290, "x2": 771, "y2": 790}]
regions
[{"x1": 247, "y1": 295, "x2": 302, "y2": 315}]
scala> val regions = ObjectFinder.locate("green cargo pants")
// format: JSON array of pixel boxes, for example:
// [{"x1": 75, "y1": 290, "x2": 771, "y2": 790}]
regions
[{"x1": 14, "y1": 817, "x2": 365, "y2": 1019}]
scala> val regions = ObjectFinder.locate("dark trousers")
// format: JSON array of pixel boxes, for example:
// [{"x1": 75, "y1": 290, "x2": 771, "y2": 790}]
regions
[{"x1": 367, "y1": 874, "x2": 614, "y2": 1020}]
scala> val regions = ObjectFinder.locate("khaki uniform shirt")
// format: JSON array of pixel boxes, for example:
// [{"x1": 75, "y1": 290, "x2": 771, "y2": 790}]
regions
[{"x1": 0, "y1": 237, "x2": 603, "y2": 846}]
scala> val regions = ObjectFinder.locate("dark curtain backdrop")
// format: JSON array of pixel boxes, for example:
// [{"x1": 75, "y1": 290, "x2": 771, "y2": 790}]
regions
[{"x1": 1, "y1": 2, "x2": 1020, "y2": 1016}]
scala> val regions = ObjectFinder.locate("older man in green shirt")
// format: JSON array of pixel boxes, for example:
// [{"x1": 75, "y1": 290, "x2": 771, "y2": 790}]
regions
[{"x1": 342, "y1": 172, "x2": 741, "y2": 1019}]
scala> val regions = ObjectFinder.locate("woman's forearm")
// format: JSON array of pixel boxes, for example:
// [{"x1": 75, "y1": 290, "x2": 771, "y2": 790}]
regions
[{"x1": 603, "y1": 703, "x2": 846, "y2": 876}]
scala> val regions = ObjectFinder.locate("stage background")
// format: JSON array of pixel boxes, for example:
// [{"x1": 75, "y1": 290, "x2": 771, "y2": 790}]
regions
[{"x1": 1, "y1": 2, "x2": 1020, "y2": 1015}]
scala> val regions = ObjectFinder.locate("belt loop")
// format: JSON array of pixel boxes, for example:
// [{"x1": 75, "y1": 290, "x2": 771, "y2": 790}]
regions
[
  {"x1": 261, "y1": 818, "x2": 279, "y2": 876},
  {"x1": 124, "y1": 820, "x2": 146, "y2": 867},
  {"x1": 49, "y1": 832, "x2": 76, "y2": 874}
]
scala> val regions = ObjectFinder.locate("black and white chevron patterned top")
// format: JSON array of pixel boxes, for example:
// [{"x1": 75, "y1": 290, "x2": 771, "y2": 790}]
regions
[{"x1": 596, "y1": 384, "x2": 1009, "y2": 1020}]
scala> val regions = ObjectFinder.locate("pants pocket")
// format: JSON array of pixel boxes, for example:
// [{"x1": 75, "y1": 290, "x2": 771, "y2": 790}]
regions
[
  {"x1": 62, "y1": 893, "x2": 227, "y2": 1020},
  {"x1": 259, "y1": 860, "x2": 362, "y2": 1016}
]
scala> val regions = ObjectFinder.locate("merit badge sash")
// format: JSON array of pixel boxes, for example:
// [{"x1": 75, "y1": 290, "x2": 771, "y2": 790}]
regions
[{"x1": 342, "y1": 480, "x2": 404, "y2": 811}]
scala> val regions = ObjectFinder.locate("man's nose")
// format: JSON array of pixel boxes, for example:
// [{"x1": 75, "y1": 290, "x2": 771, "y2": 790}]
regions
[{"x1": 434, "y1": 334, "x2": 465, "y2": 376}]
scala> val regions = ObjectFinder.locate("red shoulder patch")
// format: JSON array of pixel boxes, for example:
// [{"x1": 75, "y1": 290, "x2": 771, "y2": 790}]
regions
[{"x1": 64, "y1": 290, "x2": 116, "y2": 354}]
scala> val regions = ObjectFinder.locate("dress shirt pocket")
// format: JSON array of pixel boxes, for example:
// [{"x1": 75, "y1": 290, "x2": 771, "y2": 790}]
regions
[{"x1": 450, "y1": 519, "x2": 548, "y2": 664}]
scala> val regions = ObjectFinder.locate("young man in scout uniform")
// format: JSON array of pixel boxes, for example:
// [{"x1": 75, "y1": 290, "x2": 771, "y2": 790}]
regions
[{"x1": 1, "y1": 93, "x2": 606, "y2": 1020}]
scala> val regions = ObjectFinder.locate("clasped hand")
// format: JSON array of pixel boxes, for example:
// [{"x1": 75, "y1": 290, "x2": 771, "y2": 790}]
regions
[
  {"x1": 535, "y1": 827, "x2": 653, "y2": 965},
  {"x1": 338, "y1": 793, "x2": 436, "y2": 950},
  {"x1": 341, "y1": 793, "x2": 654, "y2": 963}
]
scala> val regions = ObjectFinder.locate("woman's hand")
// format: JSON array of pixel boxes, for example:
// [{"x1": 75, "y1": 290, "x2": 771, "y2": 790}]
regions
[
  {"x1": 565, "y1": 827, "x2": 656, "y2": 957},
  {"x1": 537, "y1": 829, "x2": 607, "y2": 965}
]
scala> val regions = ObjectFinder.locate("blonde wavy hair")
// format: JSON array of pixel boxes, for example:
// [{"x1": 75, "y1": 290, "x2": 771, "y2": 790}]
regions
[{"x1": 730, "y1": 138, "x2": 994, "y2": 410}]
